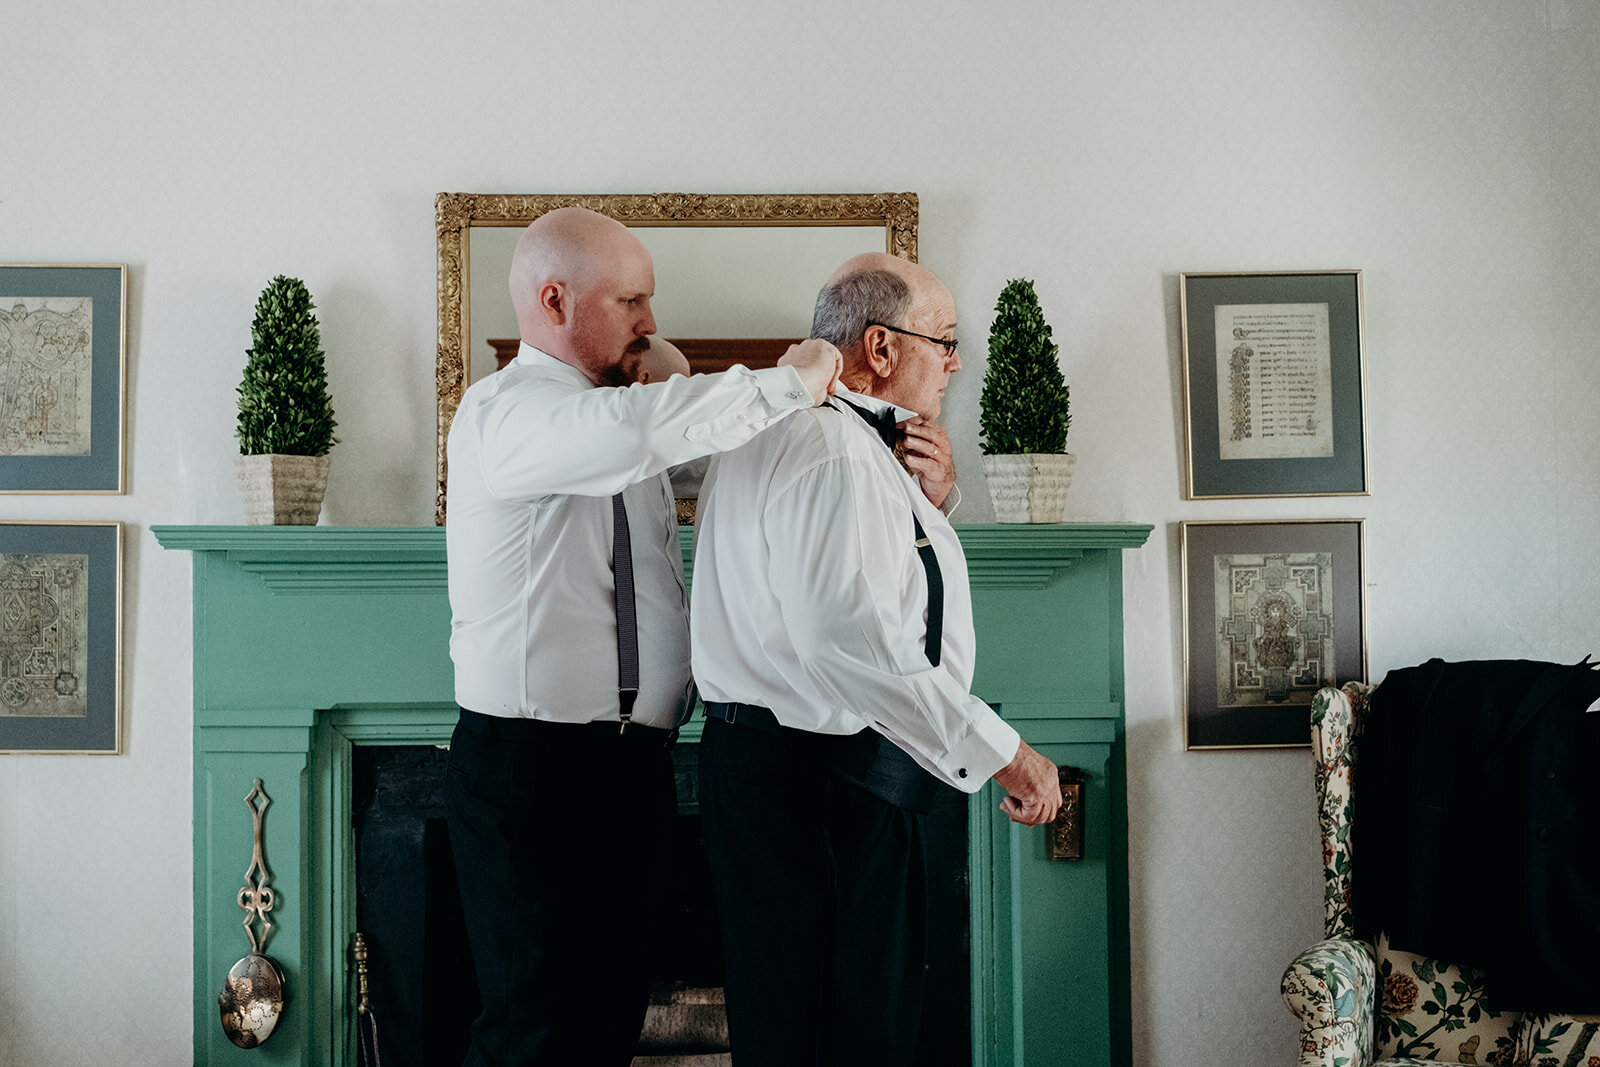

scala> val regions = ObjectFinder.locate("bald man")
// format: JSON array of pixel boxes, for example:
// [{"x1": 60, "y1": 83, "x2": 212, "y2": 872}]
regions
[
  {"x1": 689, "y1": 254, "x2": 1062, "y2": 1065},
  {"x1": 444, "y1": 207, "x2": 841, "y2": 1067}
]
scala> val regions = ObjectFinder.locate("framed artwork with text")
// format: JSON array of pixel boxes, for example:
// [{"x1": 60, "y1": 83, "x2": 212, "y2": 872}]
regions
[{"x1": 1180, "y1": 270, "x2": 1367, "y2": 499}]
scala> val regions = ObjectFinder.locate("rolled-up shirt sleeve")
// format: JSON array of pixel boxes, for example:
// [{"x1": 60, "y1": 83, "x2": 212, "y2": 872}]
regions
[
  {"x1": 760, "y1": 454, "x2": 1020, "y2": 793},
  {"x1": 474, "y1": 364, "x2": 812, "y2": 501}
]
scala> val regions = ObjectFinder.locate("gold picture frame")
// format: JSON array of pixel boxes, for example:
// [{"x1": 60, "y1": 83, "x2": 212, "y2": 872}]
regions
[{"x1": 434, "y1": 191, "x2": 920, "y2": 524}]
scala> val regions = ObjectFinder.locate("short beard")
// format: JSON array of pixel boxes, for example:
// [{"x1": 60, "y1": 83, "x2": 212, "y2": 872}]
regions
[
  {"x1": 598, "y1": 341, "x2": 648, "y2": 387},
  {"x1": 596, "y1": 362, "x2": 637, "y2": 388}
]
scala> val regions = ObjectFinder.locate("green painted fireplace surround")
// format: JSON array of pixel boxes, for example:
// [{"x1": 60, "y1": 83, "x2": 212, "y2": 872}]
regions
[{"x1": 155, "y1": 522, "x2": 1150, "y2": 1066}]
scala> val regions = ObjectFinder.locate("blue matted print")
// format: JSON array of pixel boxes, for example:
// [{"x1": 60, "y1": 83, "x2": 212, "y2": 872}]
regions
[
  {"x1": 0, "y1": 264, "x2": 128, "y2": 493},
  {"x1": 0, "y1": 522, "x2": 123, "y2": 754}
]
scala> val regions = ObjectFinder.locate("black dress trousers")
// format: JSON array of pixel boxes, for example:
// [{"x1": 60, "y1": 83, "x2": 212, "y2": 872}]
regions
[
  {"x1": 699, "y1": 716, "x2": 932, "y2": 1067},
  {"x1": 445, "y1": 709, "x2": 676, "y2": 1067}
]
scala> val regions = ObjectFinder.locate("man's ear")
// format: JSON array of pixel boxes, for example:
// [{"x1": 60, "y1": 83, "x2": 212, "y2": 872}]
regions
[
  {"x1": 536, "y1": 281, "x2": 568, "y2": 326},
  {"x1": 862, "y1": 324, "x2": 896, "y2": 380}
]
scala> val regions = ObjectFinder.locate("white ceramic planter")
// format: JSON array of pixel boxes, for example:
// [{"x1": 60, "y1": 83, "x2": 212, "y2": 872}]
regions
[
  {"x1": 235, "y1": 454, "x2": 331, "y2": 525},
  {"x1": 981, "y1": 452, "x2": 1076, "y2": 523}
]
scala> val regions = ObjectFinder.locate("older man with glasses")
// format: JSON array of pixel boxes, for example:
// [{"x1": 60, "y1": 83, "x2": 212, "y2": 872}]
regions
[{"x1": 690, "y1": 252, "x2": 1063, "y2": 1065}]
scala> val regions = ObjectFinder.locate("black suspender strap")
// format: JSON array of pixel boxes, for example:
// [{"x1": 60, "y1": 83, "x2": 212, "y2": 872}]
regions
[
  {"x1": 611, "y1": 492, "x2": 639, "y2": 732},
  {"x1": 833, "y1": 398, "x2": 945, "y2": 668},
  {"x1": 912, "y1": 515, "x2": 944, "y2": 667}
]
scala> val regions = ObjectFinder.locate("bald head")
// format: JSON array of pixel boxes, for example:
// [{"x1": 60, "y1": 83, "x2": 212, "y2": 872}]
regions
[
  {"x1": 638, "y1": 336, "x2": 691, "y2": 383},
  {"x1": 510, "y1": 208, "x2": 643, "y2": 323},
  {"x1": 824, "y1": 251, "x2": 933, "y2": 290},
  {"x1": 508, "y1": 207, "x2": 658, "y2": 385}
]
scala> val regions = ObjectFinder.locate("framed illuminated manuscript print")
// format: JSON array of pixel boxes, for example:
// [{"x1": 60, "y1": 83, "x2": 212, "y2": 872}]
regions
[
  {"x1": 1179, "y1": 270, "x2": 1367, "y2": 499},
  {"x1": 0, "y1": 264, "x2": 128, "y2": 494},
  {"x1": 0, "y1": 521, "x2": 123, "y2": 754},
  {"x1": 1181, "y1": 519, "x2": 1366, "y2": 750}
]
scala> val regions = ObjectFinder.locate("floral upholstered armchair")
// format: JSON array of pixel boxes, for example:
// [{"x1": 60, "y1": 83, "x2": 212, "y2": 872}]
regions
[{"x1": 1281, "y1": 683, "x2": 1600, "y2": 1067}]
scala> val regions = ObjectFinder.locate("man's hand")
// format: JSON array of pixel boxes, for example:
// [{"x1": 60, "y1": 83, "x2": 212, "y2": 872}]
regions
[
  {"x1": 992, "y1": 740, "x2": 1062, "y2": 827},
  {"x1": 899, "y1": 417, "x2": 955, "y2": 508},
  {"x1": 777, "y1": 339, "x2": 843, "y2": 405}
]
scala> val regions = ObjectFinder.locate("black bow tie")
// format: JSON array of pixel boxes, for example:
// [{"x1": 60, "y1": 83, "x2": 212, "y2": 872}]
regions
[{"x1": 837, "y1": 398, "x2": 902, "y2": 452}]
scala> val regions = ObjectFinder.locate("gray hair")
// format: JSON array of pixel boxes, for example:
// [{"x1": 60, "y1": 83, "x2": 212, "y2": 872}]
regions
[{"x1": 810, "y1": 269, "x2": 913, "y2": 351}]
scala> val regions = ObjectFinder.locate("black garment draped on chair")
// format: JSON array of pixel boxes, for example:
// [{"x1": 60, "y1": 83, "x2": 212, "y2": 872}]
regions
[{"x1": 1354, "y1": 656, "x2": 1600, "y2": 1013}]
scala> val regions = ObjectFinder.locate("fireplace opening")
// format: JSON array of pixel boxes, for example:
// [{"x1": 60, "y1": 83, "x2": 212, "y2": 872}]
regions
[
  {"x1": 351, "y1": 743, "x2": 968, "y2": 1066},
  {"x1": 350, "y1": 745, "x2": 735, "y2": 1065},
  {"x1": 351, "y1": 745, "x2": 478, "y2": 1067}
]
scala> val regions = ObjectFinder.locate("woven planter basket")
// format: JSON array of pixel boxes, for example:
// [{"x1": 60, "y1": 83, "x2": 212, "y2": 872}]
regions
[
  {"x1": 981, "y1": 453, "x2": 1076, "y2": 523},
  {"x1": 235, "y1": 454, "x2": 331, "y2": 525}
]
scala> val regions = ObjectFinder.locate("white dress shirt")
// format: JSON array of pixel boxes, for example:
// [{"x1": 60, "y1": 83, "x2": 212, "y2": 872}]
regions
[
  {"x1": 447, "y1": 343, "x2": 813, "y2": 728},
  {"x1": 689, "y1": 385, "x2": 1020, "y2": 792}
]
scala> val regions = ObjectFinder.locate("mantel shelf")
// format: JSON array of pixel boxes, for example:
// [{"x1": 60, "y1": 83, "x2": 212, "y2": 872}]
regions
[{"x1": 153, "y1": 523, "x2": 1152, "y2": 594}]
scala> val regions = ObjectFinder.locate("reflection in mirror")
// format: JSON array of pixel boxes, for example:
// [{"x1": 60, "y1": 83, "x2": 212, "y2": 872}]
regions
[
  {"x1": 469, "y1": 225, "x2": 891, "y2": 382},
  {"x1": 435, "y1": 192, "x2": 919, "y2": 523}
]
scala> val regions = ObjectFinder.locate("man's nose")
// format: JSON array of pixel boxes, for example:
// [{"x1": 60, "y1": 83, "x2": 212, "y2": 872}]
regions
[
  {"x1": 639, "y1": 303, "x2": 657, "y2": 336},
  {"x1": 948, "y1": 346, "x2": 962, "y2": 373}
]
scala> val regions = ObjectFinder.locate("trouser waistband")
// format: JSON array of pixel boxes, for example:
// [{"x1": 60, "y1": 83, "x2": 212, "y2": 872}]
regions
[
  {"x1": 702, "y1": 701, "x2": 947, "y2": 813},
  {"x1": 703, "y1": 701, "x2": 782, "y2": 733},
  {"x1": 457, "y1": 707, "x2": 676, "y2": 748}
]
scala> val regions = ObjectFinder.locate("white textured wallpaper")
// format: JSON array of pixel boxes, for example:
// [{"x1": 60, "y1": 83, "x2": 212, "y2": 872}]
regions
[{"x1": 2, "y1": 2, "x2": 1597, "y2": 1064}]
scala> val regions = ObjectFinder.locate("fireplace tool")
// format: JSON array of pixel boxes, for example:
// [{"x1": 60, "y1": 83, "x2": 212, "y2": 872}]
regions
[
  {"x1": 353, "y1": 932, "x2": 383, "y2": 1067},
  {"x1": 219, "y1": 778, "x2": 287, "y2": 1048}
]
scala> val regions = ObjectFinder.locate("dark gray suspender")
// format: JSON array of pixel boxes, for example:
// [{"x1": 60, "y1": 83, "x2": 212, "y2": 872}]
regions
[
  {"x1": 611, "y1": 493, "x2": 639, "y2": 731},
  {"x1": 912, "y1": 516, "x2": 944, "y2": 667}
]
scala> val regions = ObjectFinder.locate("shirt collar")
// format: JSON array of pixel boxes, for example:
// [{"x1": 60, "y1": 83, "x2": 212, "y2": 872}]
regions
[
  {"x1": 830, "y1": 381, "x2": 918, "y2": 424},
  {"x1": 515, "y1": 341, "x2": 596, "y2": 388}
]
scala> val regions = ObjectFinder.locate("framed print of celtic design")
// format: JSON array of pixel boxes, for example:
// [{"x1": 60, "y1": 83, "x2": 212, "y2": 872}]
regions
[
  {"x1": 0, "y1": 521, "x2": 122, "y2": 754},
  {"x1": 0, "y1": 265, "x2": 129, "y2": 494},
  {"x1": 1181, "y1": 519, "x2": 1366, "y2": 750}
]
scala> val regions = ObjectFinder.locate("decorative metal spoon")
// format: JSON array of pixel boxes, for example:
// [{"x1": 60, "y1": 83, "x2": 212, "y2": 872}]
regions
[{"x1": 219, "y1": 779, "x2": 286, "y2": 1048}]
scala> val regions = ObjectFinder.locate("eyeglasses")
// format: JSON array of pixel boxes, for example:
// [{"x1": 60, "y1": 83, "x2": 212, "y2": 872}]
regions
[{"x1": 865, "y1": 321, "x2": 959, "y2": 357}]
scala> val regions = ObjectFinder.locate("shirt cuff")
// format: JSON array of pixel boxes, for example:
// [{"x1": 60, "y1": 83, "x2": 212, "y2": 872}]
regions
[
  {"x1": 750, "y1": 364, "x2": 814, "y2": 410},
  {"x1": 935, "y1": 707, "x2": 1021, "y2": 794},
  {"x1": 939, "y1": 483, "x2": 962, "y2": 517}
]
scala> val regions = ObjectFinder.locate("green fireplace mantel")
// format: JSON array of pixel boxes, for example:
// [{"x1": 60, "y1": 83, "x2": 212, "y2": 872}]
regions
[{"x1": 155, "y1": 522, "x2": 1150, "y2": 1067}]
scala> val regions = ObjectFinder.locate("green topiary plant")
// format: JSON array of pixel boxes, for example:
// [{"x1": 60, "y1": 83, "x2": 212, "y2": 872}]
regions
[
  {"x1": 236, "y1": 275, "x2": 338, "y2": 456},
  {"x1": 979, "y1": 278, "x2": 1070, "y2": 455}
]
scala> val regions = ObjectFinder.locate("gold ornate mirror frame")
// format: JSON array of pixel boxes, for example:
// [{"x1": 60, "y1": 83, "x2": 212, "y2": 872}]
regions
[{"x1": 434, "y1": 191, "x2": 919, "y2": 524}]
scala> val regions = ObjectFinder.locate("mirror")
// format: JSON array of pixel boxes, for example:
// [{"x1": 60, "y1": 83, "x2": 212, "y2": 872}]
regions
[{"x1": 434, "y1": 192, "x2": 919, "y2": 523}]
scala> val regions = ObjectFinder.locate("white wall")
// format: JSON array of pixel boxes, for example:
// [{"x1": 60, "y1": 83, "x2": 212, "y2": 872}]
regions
[{"x1": 3, "y1": 2, "x2": 1597, "y2": 1064}]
